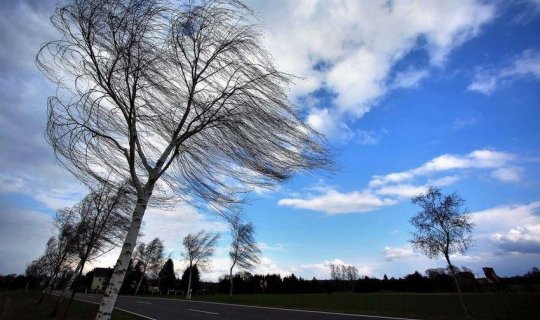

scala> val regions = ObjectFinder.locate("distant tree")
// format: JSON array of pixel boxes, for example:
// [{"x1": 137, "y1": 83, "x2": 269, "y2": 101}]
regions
[
  {"x1": 134, "y1": 238, "x2": 164, "y2": 295},
  {"x1": 182, "y1": 231, "x2": 220, "y2": 299},
  {"x1": 120, "y1": 259, "x2": 143, "y2": 294},
  {"x1": 345, "y1": 266, "x2": 359, "y2": 281},
  {"x1": 37, "y1": 0, "x2": 331, "y2": 317},
  {"x1": 181, "y1": 266, "x2": 200, "y2": 295},
  {"x1": 158, "y1": 259, "x2": 176, "y2": 293},
  {"x1": 39, "y1": 218, "x2": 78, "y2": 303},
  {"x1": 52, "y1": 183, "x2": 131, "y2": 319},
  {"x1": 228, "y1": 215, "x2": 261, "y2": 296},
  {"x1": 410, "y1": 186, "x2": 474, "y2": 318},
  {"x1": 25, "y1": 257, "x2": 50, "y2": 290}
]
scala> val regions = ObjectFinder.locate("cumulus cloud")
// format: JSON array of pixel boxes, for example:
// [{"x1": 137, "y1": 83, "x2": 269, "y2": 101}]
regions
[
  {"x1": 468, "y1": 50, "x2": 540, "y2": 94},
  {"x1": 278, "y1": 190, "x2": 396, "y2": 215},
  {"x1": 492, "y1": 225, "x2": 540, "y2": 254},
  {"x1": 491, "y1": 167, "x2": 524, "y2": 183},
  {"x1": 383, "y1": 246, "x2": 416, "y2": 261},
  {"x1": 369, "y1": 149, "x2": 517, "y2": 187},
  {"x1": 295, "y1": 258, "x2": 373, "y2": 279},
  {"x1": 391, "y1": 69, "x2": 430, "y2": 89},
  {"x1": 472, "y1": 201, "x2": 540, "y2": 254},
  {"x1": 279, "y1": 149, "x2": 523, "y2": 214},
  {"x1": 249, "y1": 0, "x2": 495, "y2": 137}
]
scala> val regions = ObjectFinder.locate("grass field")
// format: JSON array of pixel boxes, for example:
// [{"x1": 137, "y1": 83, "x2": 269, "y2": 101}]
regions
[
  {"x1": 188, "y1": 292, "x2": 540, "y2": 320},
  {"x1": 0, "y1": 291, "x2": 140, "y2": 320}
]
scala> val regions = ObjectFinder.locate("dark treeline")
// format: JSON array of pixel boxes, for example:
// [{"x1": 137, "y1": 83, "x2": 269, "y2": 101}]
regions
[
  {"x1": 216, "y1": 267, "x2": 540, "y2": 294},
  {"x1": 3, "y1": 266, "x2": 539, "y2": 294}
]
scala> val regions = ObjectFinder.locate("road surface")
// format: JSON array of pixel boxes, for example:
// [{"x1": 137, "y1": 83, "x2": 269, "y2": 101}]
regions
[{"x1": 69, "y1": 293, "x2": 419, "y2": 320}]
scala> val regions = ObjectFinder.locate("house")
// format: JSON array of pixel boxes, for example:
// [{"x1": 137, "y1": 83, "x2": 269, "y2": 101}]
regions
[{"x1": 91, "y1": 268, "x2": 114, "y2": 293}]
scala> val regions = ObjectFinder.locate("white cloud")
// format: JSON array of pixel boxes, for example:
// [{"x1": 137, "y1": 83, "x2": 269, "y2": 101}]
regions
[
  {"x1": 279, "y1": 149, "x2": 524, "y2": 215},
  {"x1": 259, "y1": 242, "x2": 286, "y2": 252},
  {"x1": 295, "y1": 258, "x2": 373, "y2": 279},
  {"x1": 391, "y1": 69, "x2": 430, "y2": 89},
  {"x1": 375, "y1": 184, "x2": 427, "y2": 198},
  {"x1": 278, "y1": 190, "x2": 396, "y2": 215},
  {"x1": 472, "y1": 201, "x2": 540, "y2": 254},
  {"x1": 140, "y1": 205, "x2": 228, "y2": 256},
  {"x1": 491, "y1": 166, "x2": 524, "y2": 183},
  {"x1": 369, "y1": 149, "x2": 516, "y2": 187},
  {"x1": 492, "y1": 225, "x2": 540, "y2": 254},
  {"x1": 383, "y1": 245, "x2": 416, "y2": 261},
  {"x1": 356, "y1": 130, "x2": 380, "y2": 145},
  {"x1": 249, "y1": 0, "x2": 495, "y2": 136},
  {"x1": 468, "y1": 50, "x2": 540, "y2": 94}
]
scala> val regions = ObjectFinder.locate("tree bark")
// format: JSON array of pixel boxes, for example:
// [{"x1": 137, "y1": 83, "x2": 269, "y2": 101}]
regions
[
  {"x1": 61, "y1": 258, "x2": 87, "y2": 320},
  {"x1": 50, "y1": 260, "x2": 82, "y2": 317},
  {"x1": 134, "y1": 265, "x2": 147, "y2": 296},
  {"x1": 38, "y1": 269, "x2": 60, "y2": 303},
  {"x1": 445, "y1": 254, "x2": 470, "y2": 319},
  {"x1": 186, "y1": 263, "x2": 193, "y2": 300},
  {"x1": 95, "y1": 195, "x2": 149, "y2": 320},
  {"x1": 229, "y1": 263, "x2": 235, "y2": 297}
]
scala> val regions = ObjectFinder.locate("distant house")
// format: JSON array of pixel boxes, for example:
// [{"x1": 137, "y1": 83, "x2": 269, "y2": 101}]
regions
[{"x1": 91, "y1": 268, "x2": 114, "y2": 293}]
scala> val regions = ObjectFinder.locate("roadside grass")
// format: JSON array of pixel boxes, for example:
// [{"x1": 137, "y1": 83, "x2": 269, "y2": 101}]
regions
[
  {"x1": 0, "y1": 291, "x2": 141, "y2": 320},
  {"x1": 182, "y1": 292, "x2": 540, "y2": 320}
]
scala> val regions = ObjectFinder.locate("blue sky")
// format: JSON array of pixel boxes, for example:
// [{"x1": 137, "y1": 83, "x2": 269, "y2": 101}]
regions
[{"x1": 1, "y1": 0, "x2": 540, "y2": 281}]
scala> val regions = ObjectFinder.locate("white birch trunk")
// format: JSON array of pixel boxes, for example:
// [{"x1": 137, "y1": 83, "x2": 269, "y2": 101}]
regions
[
  {"x1": 61, "y1": 260, "x2": 83, "y2": 298},
  {"x1": 229, "y1": 263, "x2": 235, "y2": 297},
  {"x1": 95, "y1": 195, "x2": 149, "y2": 320},
  {"x1": 134, "y1": 274, "x2": 144, "y2": 296},
  {"x1": 134, "y1": 264, "x2": 147, "y2": 296},
  {"x1": 186, "y1": 263, "x2": 192, "y2": 300},
  {"x1": 445, "y1": 255, "x2": 470, "y2": 319}
]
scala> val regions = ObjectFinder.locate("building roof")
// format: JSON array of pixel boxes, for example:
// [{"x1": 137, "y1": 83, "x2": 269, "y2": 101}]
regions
[{"x1": 93, "y1": 267, "x2": 114, "y2": 278}]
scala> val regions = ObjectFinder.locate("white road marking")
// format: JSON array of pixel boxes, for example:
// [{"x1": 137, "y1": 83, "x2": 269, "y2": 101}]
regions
[
  {"x1": 137, "y1": 301, "x2": 152, "y2": 304},
  {"x1": 189, "y1": 308, "x2": 219, "y2": 315},
  {"x1": 72, "y1": 297, "x2": 157, "y2": 320},
  {"x1": 120, "y1": 295, "x2": 419, "y2": 319}
]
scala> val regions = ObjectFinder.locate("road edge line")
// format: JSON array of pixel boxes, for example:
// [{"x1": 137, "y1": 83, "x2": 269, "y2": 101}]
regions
[
  {"x1": 73, "y1": 297, "x2": 157, "y2": 320},
  {"x1": 119, "y1": 295, "x2": 419, "y2": 320}
]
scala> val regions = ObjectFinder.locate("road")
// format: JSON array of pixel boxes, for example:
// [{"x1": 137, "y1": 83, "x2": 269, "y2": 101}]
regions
[{"x1": 70, "y1": 293, "x2": 419, "y2": 320}]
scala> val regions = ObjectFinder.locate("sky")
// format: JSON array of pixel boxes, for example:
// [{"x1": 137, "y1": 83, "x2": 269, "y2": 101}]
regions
[{"x1": 1, "y1": 0, "x2": 540, "y2": 282}]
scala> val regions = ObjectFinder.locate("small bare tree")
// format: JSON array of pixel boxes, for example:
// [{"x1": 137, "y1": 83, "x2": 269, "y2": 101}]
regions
[
  {"x1": 25, "y1": 257, "x2": 50, "y2": 290},
  {"x1": 228, "y1": 214, "x2": 260, "y2": 296},
  {"x1": 182, "y1": 231, "x2": 220, "y2": 299},
  {"x1": 133, "y1": 238, "x2": 164, "y2": 295},
  {"x1": 53, "y1": 183, "x2": 131, "y2": 319},
  {"x1": 38, "y1": 217, "x2": 78, "y2": 303},
  {"x1": 37, "y1": 0, "x2": 330, "y2": 318},
  {"x1": 410, "y1": 186, "x2": 474, "y2": 319}
]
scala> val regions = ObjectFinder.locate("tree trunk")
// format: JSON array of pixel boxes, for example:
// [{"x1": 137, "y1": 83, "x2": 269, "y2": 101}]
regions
[
  {"x1": 38, "y1": 270, "x2": 59, "y2": 303},
  {"x1": 50, "y1": 260, "x2": 82, "y2": 317},
  {"x1": 134, "y1": 265, "x2": 147, "y2": 296},
  {"x1": 186, "y1": 263, "x2": 193, "y2": 300},
  {"x1": 229, "y1": 264, "x2": 234, "y2": 297},
  {"x1": 95, "y1": 195, "x2": 149, "y2": 320},
  {"x1": 445, "y1": 254, "x2": 470, "y2": 319},
  {"x1": 60, "y1": 258, "x2": 87, "y2": 320}
]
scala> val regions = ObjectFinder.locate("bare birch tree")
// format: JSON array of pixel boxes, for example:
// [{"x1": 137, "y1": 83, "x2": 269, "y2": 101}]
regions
[
  {"x1": 182, "y1": 231, "x2": 220, "y2": 299},
  {"x1": 410, "y1": 186, "x2": 474, "y2": 319},
  {"x1": 52, "y1": 183, "x2": 131, "y2": 319},
  {"x1": 133, "y1": 238, "x2": 164, "y2": 295},
  {"x1": 228, "y1": 214, "x2": 260, "y2": 296},
  {"x1": 38, "y1": 215, "x2": 78, "y2": 303},
  {"x1": 37, "y1": 0, "x2": 330, "y2": 318}
]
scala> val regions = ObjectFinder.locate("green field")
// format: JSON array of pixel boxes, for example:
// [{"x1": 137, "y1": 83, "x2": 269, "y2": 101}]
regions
[
  {"x1": 0, "y1": 291, "x2": 140, "y2": 320},
  {"x1": 188, "y1": 292, "x2": 540, "y2": 320}
]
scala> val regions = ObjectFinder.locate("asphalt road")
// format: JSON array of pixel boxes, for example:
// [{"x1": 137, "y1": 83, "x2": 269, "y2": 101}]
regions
[{"x1": 70, "y1": 293, "x2": 419, "y2": 320}]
